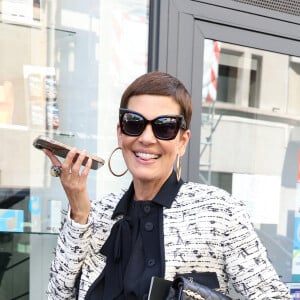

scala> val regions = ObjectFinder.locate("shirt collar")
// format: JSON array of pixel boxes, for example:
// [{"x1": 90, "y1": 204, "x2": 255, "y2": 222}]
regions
[{"x1": 112, "y1": 170, "x2": 183, "y2": 219}]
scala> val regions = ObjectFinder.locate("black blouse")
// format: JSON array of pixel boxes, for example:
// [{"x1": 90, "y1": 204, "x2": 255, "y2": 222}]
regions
[{"x1": 85, "y1": 171, "x2": 183, "y2": 300}]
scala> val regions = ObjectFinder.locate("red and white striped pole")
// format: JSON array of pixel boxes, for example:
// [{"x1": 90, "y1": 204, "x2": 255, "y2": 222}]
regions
[{"x1": 202, "y1": 40, "x2": 221, "y2": 103}]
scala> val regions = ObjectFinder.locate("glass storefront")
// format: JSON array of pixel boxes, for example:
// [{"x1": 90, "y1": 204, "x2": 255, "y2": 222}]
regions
[
  {"x1": 0, "y1": 0, "x2": 149, "y2": 298},
  {"x1": 1, "y1": 1, "x2": 300, "y2": 299},
  {"x1": 201, "y1": 40, "x2": 300, "y2": 288}
]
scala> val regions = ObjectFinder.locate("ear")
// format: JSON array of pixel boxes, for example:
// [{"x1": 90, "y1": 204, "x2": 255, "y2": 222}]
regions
[
  {"x1": 117, "y1": 124, "x2": 123, "y2": 148},
  {"x1": 178, "y1": 130, "x2": 191, "y2": 156}
]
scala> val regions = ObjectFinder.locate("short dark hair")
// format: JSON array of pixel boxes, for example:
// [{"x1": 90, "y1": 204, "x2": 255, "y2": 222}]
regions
[{"x1": 120, "y1": 71, "x2": 192, "y2": 129}]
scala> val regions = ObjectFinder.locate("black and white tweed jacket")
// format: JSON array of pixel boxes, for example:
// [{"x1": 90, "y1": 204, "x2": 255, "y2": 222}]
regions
[{"x1": 47, "y1": 182, "x2": 291, "y2": 299}]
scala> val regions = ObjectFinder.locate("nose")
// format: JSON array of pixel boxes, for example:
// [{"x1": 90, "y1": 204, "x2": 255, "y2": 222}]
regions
[{"x1": 138, "y1": 123, "x2": 156, "y2": 143}]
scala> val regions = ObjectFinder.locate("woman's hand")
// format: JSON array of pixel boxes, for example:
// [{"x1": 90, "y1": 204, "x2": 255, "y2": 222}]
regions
[{"x1": 43, "y1": 148, "x2": 92, "y2": 224}]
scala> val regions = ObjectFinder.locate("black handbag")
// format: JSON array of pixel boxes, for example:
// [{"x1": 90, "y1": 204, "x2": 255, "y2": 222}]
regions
[{"x1": 165, "y1": 276, "x2": 232, "y2": 300}]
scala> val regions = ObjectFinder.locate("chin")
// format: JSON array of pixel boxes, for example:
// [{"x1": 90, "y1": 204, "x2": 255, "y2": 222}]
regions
[
  {"x1": 134, "y1": 173, "x2": 155, "y2": 181},
  {"x1": 131, "y1": 170, "x2": 155, "y2": 181}
]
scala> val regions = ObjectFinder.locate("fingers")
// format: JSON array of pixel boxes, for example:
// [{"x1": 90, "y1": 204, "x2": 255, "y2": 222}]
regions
[
  {"x1": 61, "y1": 148, "x2": 92, "y2": 178},
  {"x1": 43, "y1": 148, "x2": 61, "y2": 166},
  {"x1": 60, "y1": 149, "x2": 92, "y2": 224},
  {"x1": 42, "y1": 147, "x2": 92, "y2": 224},
  {"x1": 43, "y1": 147, "x2": 92, "y2": 174}
]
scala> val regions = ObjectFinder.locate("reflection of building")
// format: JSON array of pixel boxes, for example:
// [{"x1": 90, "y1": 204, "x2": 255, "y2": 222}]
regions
[
  {"x1": 0, "y1": 1, "x2": 149, "y2": 298},
  {"x1": 217, "y1": 44, "x2": 300, "y2": 115},
  {"x1": 200, "y1": 41, "x2": 300, "y2": 282},
  {"x1": 201, "y1": 42, "x2": 300, "y2": 183}
]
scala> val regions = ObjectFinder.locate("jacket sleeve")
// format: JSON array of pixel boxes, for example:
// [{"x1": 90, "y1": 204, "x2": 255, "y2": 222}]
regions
[
  {"x1": 223, "y1": 198, "x2": 292, "y2": 299},
  {"x1": 47, "y1": 211, "x2": 93, "y2": 300}
]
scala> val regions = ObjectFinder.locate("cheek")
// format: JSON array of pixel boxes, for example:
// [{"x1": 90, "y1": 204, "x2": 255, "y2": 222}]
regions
[
  {"x1": 174, "y1": 138, "x2": 188, "y2": 157},
  {"x1": 119, "y1": 135, "x2": 136, "y2": 150},
  {"x1": 161, "y1": 141, "x2": 179, "y2": 156}
]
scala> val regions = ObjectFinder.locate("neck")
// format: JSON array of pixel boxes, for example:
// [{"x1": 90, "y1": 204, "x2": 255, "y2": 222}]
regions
[{"x1": 133, "y1": 170, "x2": 172, "y2": 201}]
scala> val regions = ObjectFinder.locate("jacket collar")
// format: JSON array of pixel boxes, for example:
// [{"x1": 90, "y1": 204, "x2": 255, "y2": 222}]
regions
[{"x1": 112, "y1": 170, "x2": 183, "y2": 219}]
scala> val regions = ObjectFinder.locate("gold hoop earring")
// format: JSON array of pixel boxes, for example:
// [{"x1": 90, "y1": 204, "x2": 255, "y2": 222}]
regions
[
  {"x1": 108, "y1": 147, "x2": 128, "y2": 177},
  {"x1": 176, "y1": 155, "x2": 182, "y2": 182}
]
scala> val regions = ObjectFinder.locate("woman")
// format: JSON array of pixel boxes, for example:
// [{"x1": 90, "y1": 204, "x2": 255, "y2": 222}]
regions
[{"x1": 45, "y1": 71, "x2": 291, "y2": 299}]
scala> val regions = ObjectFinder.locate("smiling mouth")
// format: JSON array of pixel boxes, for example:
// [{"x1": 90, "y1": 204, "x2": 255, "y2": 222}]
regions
[{"x1": 135, "y1": 152, "x2": 159, "y2": 160}]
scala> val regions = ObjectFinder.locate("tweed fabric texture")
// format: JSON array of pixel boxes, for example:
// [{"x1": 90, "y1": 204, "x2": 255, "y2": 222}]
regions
[{"x1": 47, "y1": 182, "x2": 291, "y2": 300}]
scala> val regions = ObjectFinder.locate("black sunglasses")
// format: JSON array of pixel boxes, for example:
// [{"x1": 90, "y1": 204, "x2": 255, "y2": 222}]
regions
[{"x1": 119, "y1": 108, "x2": 187, "y2": 140}]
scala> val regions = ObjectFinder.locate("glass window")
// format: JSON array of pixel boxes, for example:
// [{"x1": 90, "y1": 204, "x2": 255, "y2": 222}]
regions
[
  {"x1": 0, "y1": 0, "x2": 149, "y2": 298},
  {"x1": 201, "y1": 39, "x2": 300, "y2": 284}
]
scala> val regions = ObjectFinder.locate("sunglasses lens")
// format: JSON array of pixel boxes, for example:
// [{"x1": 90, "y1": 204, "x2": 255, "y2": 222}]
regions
[
  {"x1": 120, "y1": 109, "x2": 185, "y2": 140},
  {"x1": 153, "y1": 117, "x2": 180, "y2": 140},
  {"x1": 121, "y1": 112, "x2": 145, "y2": 136}
]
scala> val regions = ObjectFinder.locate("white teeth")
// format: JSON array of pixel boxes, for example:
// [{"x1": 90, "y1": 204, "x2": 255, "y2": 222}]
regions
[{"x1": 135, "y1": 152, "x2": 158, "y2": 159}]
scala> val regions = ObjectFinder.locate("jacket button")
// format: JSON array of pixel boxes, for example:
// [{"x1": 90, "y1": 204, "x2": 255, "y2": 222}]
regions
[
  {"x1": 143, "y1": 204, "x2": 151, "y2": 213},
  {"x1": 147, "y1": 258, "x2": 155, "y2": 267},
  {"x1": 144, "y1": 222, "x2": 154, "y2": 231}
]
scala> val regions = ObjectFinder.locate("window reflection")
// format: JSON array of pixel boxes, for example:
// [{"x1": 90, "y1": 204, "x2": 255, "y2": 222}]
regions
[
  {"x1": 201, "y1": 39, "x2": 300, "y2": 283},
  {"x1": 0, "y1": 0, "x2": 149, "y2": 298},
  {"x1": 203, "y1": 40, "x2": 300, "y2": 117}
]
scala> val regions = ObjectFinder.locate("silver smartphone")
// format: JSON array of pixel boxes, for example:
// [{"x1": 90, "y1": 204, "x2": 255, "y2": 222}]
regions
[{"x1": 33, "y1": 135, "x2": 105, "y2": 170}]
